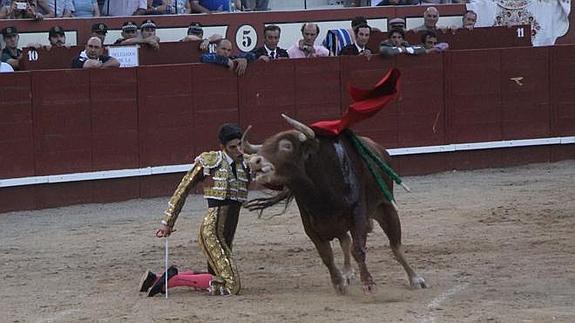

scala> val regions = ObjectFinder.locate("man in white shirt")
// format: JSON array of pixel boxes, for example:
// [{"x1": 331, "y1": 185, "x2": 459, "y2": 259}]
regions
[{"x1": 102, "y1": 0, "x2": 146, "y2": 16}]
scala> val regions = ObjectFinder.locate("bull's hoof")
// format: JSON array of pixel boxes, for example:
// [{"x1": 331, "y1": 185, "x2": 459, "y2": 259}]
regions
[
  {"x1": 362, "y1": 281, "x2": 376, "y2": 294},
  {"x1": 333, "y1": 282, "x2": 349, "y2": 295},
  {"x1": 410, "y1": 276, "x2": 428, "y2": 289},
  {"x1": 342, "y1": 269, "x2": 355, "y2": 286}
]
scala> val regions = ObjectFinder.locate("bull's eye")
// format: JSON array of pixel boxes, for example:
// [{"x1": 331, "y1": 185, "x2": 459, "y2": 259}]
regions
[{"x1": 278, "y1": 139, "x2": 293, "y2": 152}]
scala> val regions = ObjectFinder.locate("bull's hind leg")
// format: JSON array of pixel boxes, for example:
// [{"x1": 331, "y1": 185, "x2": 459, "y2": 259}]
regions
[
  {"x1": 338, "y1": 233, "x2": 354, "y2": 285},
  {"x1": 374, "y1": 204, "x2": 427, "y2": 289}
]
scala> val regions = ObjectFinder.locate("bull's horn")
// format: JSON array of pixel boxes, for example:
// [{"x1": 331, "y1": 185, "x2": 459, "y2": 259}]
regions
[
  {"x1": 281, "y1": 114, "x2": 315, "y2": 139},
  {"x1": 241, "y1": 125, "x2": 262, "y2": 154}
]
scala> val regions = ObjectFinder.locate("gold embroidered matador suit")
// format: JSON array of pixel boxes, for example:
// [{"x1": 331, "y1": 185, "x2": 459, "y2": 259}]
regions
[{"x1": 162, "y1": 150, "x2": 250, "y2": 295}]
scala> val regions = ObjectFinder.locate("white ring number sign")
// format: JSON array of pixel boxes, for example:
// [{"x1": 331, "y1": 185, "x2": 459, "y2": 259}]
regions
[{"x1": 235, "y1": 25, "x2": 257, "y2": 52}]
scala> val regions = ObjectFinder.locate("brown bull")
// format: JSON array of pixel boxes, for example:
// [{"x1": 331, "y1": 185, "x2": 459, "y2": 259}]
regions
[{"x1": 243, "y1": 114, "x2": 427, "y2": 294}]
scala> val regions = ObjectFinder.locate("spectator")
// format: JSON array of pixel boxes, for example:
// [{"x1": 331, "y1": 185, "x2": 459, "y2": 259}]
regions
[
  {"x1": 190, "y1": 0, "x2": 240, "y2": 13},
  {"x1": 72, "y1": 36, "x2": 119, "y2": 69},
  {"x1": 28, "y1": 25, "x2": 68, "y2": 49},
  {"x1": 181, "y1": 22, "x2": 223, "y2": 53},
  {"x1": 339, "y1": 23, "x2": 372, "y2": 56},
  {"x1": 251, "y1": 25, "x2": 289, "y2": 61},
  {"x1": 115, "y1": 20, "x2": 160, "y2": 49},
  {"x1": 47, "y1": 0, "x2": 74, "y2": 17},
  {"x1": 72, "y1": 0, "x2": 100, "y2": 17},
  {"x1": 288, "y1": 23, "x2": 329, "y2": 59},
  {"x1": 146, "y1": 0, "x2": 175, "y2": 14},
  {"x1": 379, "y1": 28, "x2": 425, "y2": 57},
  {"x1": 388, "y1": 17, "x2": 406, "y2": 32},
  {"x1": 114, "y1": 21, "x2": 138, "y2": 44},
  {"x1": 48, "y1": 26, "x2": 67, "y2": 47},
  {"x1": 102, "y1": 0, "x2": 145, "y2": 16},
  {"x1": 412, "y1": 7, "x2": 439, "y2": 32},
  {"x1": 420, "y1": 30, "x2": 448, "y2": 53},
  {"x1": 91, "y1": 22, "x2": 108, "y2": 44},
  {"x1": 0, "y1": 0, "x2": 43, "y2": 19},
  {"x1": 200, "y1": 39, "x2": 255, "y2": 76},
  {"x1": 1, "y1": 26, "x2": 21, "y2": 70},
  {"x1": 240, "y1": 0, "x2": 267, "y2": 11},
  {"x1": 462, "y1": 10, "x2": 477, "y2": 30}
]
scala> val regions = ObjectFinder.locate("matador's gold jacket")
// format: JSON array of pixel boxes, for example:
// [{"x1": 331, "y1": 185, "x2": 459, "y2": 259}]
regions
[{"x1": 162, "y1": 151, "x2": 250, "y2": 227}]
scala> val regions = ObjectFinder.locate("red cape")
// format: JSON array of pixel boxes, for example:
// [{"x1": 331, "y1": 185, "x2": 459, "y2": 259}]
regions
[{"x1": 310, "y1": 68, "x2": 400, "y2": 136}]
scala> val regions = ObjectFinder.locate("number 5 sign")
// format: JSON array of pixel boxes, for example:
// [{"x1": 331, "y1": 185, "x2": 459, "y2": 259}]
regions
[{"x1": 235, "y1": 24, "x2": 257, "y2": 52}]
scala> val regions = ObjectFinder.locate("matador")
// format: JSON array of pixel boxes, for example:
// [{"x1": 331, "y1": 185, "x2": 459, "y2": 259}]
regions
[{"x1": 140, "y1": 123, "x2": 250, "y2": 296}]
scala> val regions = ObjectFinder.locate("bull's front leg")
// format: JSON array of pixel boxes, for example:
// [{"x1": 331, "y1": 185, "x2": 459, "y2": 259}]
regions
[{"x1": 310, "y1": 238, "x2": 348, "y2": 295}]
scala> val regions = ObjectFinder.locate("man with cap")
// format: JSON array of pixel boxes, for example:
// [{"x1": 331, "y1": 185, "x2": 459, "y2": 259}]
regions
[
  {"x1": 91, "y1": 22, "x2": 108, "y2": 44},
  {"x1": 26, "y1": 25, "x2": 67, "y2": 50},
  {"x1": 141, "y1": 123, "x2": 252, "y2": 297},
  {"x1": 1, "y1": 26, "x2": 21, "y2": 70},
  {"x1": 114, "y1": 19, "x2": 160, "y2": 50},
  {"x1": 72, "y1": 36, "x2": 120, "y2": 69},
  {"x1": 388, "y1": 17, "x2": 406, "y2": 32},
  {"x1": 48, "y1": 26, "x2": 67, "y2": 47},
  {"x1": 181, "y1": 22, "x2": 223, "y2": 53}
]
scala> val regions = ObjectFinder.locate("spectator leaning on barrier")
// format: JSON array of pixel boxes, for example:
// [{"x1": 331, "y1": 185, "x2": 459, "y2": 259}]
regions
[
  {"x1": 114, "y1": 20, "x2": 160, "y2": 49},
  {"x1": 102, "y1": 0, "x2": 146, "y2": 16},
  {"x1": 181, "y1": 22, "x2": 223, "y2": 53},
  {"x1": 91, "y1": 22, "x2": 108, "y2": 43},
  {"x1": 200, "y1": 39, "x2": 255, "y2": 76},
  {"x1": 72, "y1": 36, "x2": 119, "y2": 69},
  {"x1": 190, "y1": 0, "x2": 240, "y2": 13},
  {"x1": 379, "y1": 28, "x2": 425, "y2": 57},
  {"x1": 288, "y1": 23, "x2": 329, "y2": 59},
  {"x1": 1, "y1": 26, "x2": 21, "y2": 70},
  {"x1": 388, "y1": 17, "x2": 406, "y2": 32},
  {"x1": 72, "y1": 0, "x2": 101, "y2": 17},
  {"x1": 339, "y1": 23, "x2": 372, "y2": 56},
  {"x1": 462, "y1": 10, "x2": 477, "y2": 30},
  {"x1": 412, "y1": 7, "x2": 439, "y2": 33},
  {"x1": 252, "y1": 25, "x2": 289, "y2": 61},
  {"x1": 420, "y1": 30, "x2": 449, "y2": 54},
  {"x1": 0, "y1": 0, "x2": 43, "y2": 19}
]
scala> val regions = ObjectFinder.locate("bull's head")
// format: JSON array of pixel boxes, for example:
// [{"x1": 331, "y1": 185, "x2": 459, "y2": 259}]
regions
[{"x1": 243, "y1": 114, "x2": 318, "y2": 189}]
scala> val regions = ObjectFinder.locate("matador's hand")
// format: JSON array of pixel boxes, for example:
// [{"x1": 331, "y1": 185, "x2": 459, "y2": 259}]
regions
[{"x1": 155, "y1": 224, "x2": 173, "y2": 238}]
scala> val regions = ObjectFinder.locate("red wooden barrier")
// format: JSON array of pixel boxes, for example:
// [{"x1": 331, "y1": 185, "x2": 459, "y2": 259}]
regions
[
  {"x1": 550, "y1": 45, "x2": 575, "y2": 137},
  {"x1": 1, "y1": 45, "x2": 575, "y2": 213},
  {"x1": 0, "y1": 73, "x2": 34, "y2": 178}
]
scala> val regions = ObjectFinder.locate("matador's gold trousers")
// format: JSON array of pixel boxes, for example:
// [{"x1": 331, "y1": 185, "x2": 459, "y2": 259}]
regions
[{"x1": 198, "y1": 203, "x2": 241, "y2": 295}]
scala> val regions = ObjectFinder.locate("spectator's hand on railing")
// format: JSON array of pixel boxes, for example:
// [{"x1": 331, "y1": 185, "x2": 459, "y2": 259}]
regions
[
  {"x1": 258, "y1": 55, "x2": 270, "y2": 62},
  {"x1": 234, "y1": 58, "x2": 248, "y2": 76}
]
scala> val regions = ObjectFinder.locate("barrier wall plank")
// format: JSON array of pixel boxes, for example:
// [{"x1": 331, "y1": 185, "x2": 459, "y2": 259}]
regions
[
  {"x1": 550, "y1": 45, "x2": 575, "y2": 136},
  {"x1": 138, "y1": 64, "x2": 196, "y2": 166},
  {"x1": 0, "y1": 72, "x2": 34, "y2": 178},
  {"x1": 238, "y1": 60, "x2": 296, "y2": 140},
  {"x1": 395, "y1": 54, "x2": 446, "y2": 147},
  {"x1": 35, "y1": 181, "x2": 92, "y2": 209},
  {"x1": 340, "y1": 55, "x2": 398, "y2": 147},
  {"x1": 294, "y1": 57, "x2": 342, "y2": 125},
  {"x1": 32, "y1": 70, "x2": 92, "y2": 175},
  {"x1": 444, "y1": 50, "x2": 502, "y2": 144},
  {"x1": 0, "y1": 186, "x2": 37, "y2": 213},
  {"x1": 90, "y1": 68, "x2": 140, "y2": 170},
  {"x1": 192, "y1": 64, "x2": 240, "y2": 155},
  {"x1": 500, "y1": 47, "x2": 550, "y2": 140}
]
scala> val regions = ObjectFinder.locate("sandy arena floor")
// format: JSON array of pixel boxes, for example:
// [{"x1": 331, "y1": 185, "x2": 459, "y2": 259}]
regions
[{"x1": 1, "y1": 161, "x2": 574, "y2": 323}]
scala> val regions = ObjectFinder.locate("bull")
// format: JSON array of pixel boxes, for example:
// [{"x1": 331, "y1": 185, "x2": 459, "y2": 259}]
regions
[{"x1": 242, "y1": 114, "x2": 427, "y2": 294}]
